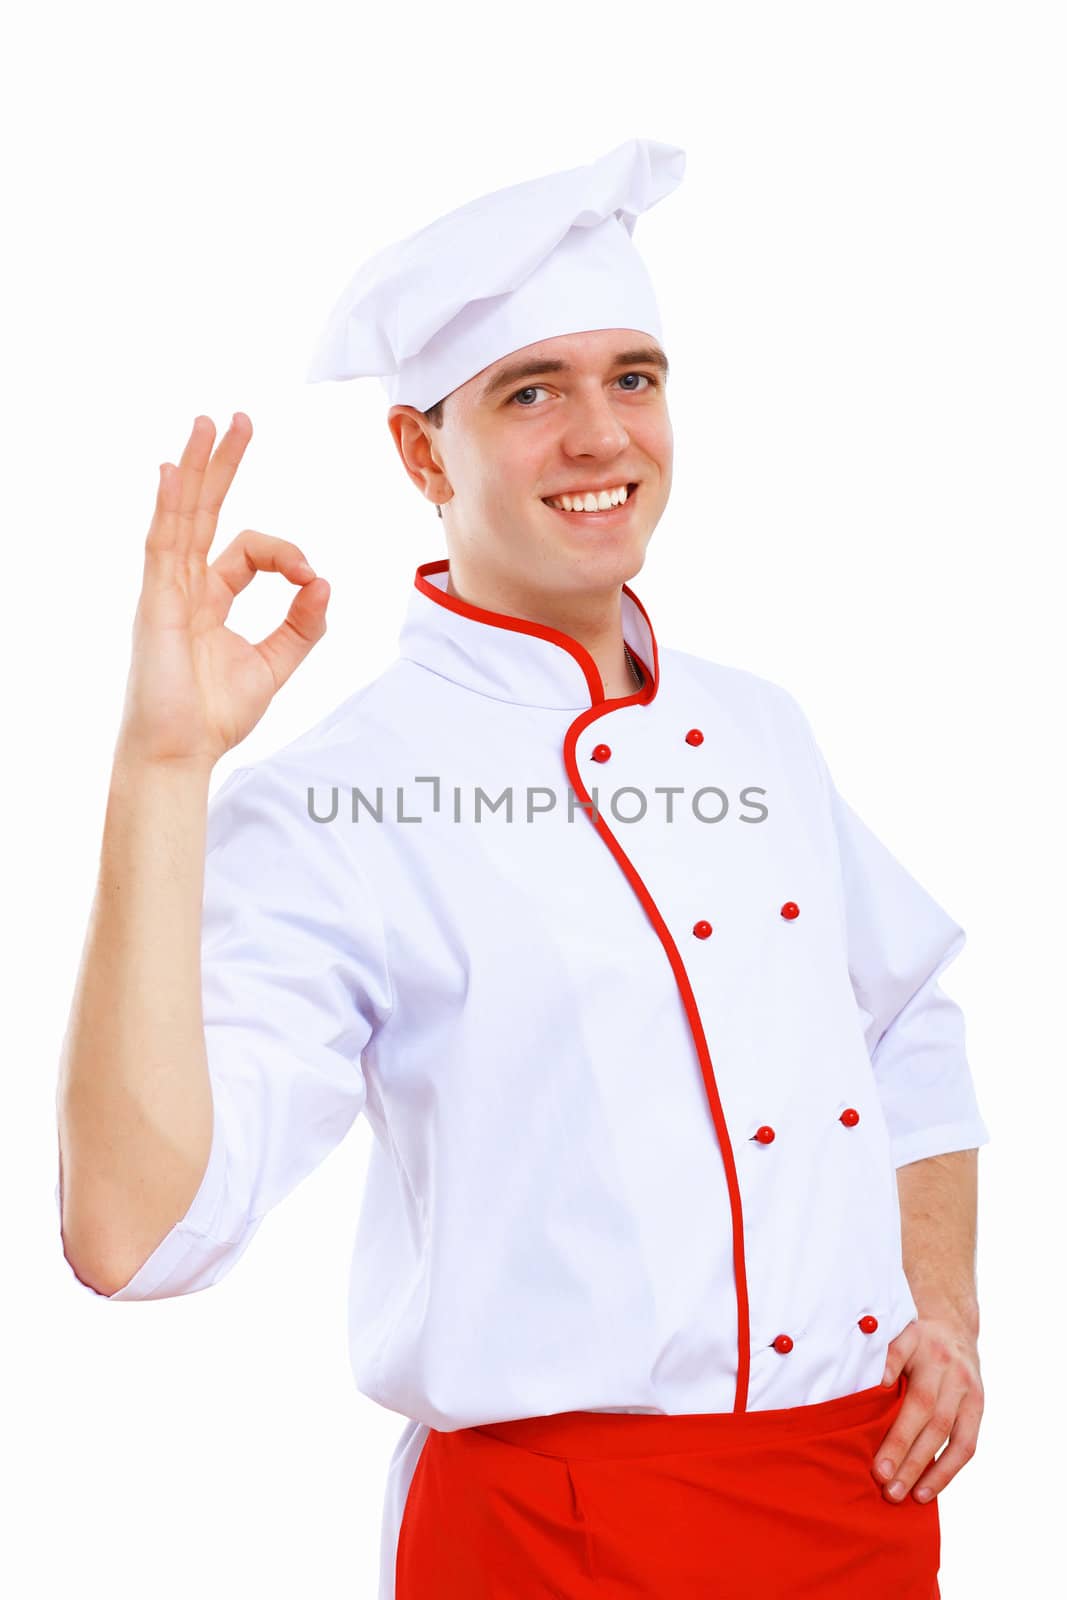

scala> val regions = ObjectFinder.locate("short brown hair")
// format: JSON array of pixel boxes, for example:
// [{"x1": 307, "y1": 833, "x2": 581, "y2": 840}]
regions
[{"x1": 421, "y1": 398, "x2": 446, "y2": 514}]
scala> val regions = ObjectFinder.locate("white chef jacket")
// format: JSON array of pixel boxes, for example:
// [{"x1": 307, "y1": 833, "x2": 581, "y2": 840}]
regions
[{"x1": 57, "y1": 556, "x2": 990, "y2": 1596}]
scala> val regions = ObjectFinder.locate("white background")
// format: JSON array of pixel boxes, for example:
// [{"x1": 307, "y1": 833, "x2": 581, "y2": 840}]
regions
[{"x1": 5, "y1": 2, "x2": 1061, "y2": 1594}]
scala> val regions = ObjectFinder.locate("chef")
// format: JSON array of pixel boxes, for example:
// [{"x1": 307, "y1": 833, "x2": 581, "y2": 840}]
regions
[{"x1": 58, "y1": 139, "x2": 990, "y2": 1597}]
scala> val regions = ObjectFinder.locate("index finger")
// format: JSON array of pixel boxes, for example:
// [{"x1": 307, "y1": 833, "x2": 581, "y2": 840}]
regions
[{"x1": 873, "y1": 1380, "x2": 935, "y2": 1483}]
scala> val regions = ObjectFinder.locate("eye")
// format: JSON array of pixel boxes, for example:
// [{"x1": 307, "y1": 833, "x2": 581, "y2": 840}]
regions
[
  {"x1": 617, "y1": 372, "x2": 656, "y2": 392},
  {"x1": 506, "y1": 372, "x2": 660, "y2": 407},
  {"x1": 508, "y1": 385, "x2": 551, "y2": 407}
]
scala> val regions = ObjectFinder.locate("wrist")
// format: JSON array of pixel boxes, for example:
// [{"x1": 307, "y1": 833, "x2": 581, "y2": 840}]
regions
[
  {"x1": 111, "y1": 740, "x2": 217, "y2": 787},
  {"x1": 911, "y1": 1292, "x2": 980, "y2": 1336}
]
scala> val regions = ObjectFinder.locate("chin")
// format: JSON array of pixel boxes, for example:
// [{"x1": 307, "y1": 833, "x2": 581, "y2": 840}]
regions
[{"x1": 555, "y1": 531, "x2": 649, "y2": 587}]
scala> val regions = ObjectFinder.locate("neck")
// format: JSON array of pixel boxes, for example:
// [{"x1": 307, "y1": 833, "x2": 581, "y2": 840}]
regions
[{"x1": 444, "y1": 561, "x2": 641, "y2": 701}]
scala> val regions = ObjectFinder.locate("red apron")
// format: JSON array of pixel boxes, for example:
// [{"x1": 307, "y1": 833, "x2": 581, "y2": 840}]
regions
[{"x1": 395, "y1": 1372, "x2": 940, "y2": 1597}]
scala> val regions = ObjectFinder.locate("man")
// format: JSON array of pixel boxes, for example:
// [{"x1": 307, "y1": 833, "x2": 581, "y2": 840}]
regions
[{"x1": 56, "y1": 140, "x2": 989, "y2": 1597}]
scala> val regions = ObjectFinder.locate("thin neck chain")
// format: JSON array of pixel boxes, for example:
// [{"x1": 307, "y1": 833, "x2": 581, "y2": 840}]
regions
[{"x1": 624, "y1": 644, "x2": 644, "y2": 690}]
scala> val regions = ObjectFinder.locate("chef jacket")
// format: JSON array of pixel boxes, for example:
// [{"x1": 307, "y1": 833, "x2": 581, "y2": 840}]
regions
[{"x1": 57, "y1": 556, "x2": 990, "y2": 1590}]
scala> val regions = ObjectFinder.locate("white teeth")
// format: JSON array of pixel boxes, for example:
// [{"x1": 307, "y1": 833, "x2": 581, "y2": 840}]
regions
[{"x1": 547, "y1": 483, "x2": 631, "y2": 512}]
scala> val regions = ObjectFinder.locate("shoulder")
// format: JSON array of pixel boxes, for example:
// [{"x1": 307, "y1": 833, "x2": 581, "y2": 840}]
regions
[
  {"x1": 660, "y1": 644, "x2": 815, "y2": 731},
  {"x1": 204, "y1": 668, "x2": 403, "y2": 860},
  {"x1": 209, "y1": 664, "x2": 402, "y2": 801},
  {"x1": 658, "y1": 646, "x2": 827, "y2": 800}
]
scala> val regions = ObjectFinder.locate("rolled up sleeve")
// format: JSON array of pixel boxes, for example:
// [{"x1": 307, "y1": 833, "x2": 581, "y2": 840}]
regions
[
  {"x1": 57, "y1": 756, "x2": 393, "y2": 1300},
  {"x1": 827, "y1": 784, "x2": 991, "y2": 1167},
  {"x1": 783, "y1": 691, "x2": 991, "y2": 1168}
]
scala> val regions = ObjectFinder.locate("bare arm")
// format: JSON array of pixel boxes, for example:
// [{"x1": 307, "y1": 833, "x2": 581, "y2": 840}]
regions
[
  {"x1": 56, "y1": 413, "x2": 329, "y2": 1295},
  {"x1": 57, "y1": 758, "x2": 215, "y2": 1293},
  {"x1": 872, "y1": 1149, "x2": 983, "y2": 1504},
  {"x1": 896, "y1": 1147, "x2": 980, "y2": 1331}
]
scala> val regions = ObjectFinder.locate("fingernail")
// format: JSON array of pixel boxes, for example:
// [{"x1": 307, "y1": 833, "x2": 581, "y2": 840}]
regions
[
  {"x1": 888, "y1": 1481, "x2": 905, "y2": 1499},
  {"x1": 877, "y1": 1458, "x2": 894, "y2": 1479},
  {"x1": 914, "y1": 1487, "x2": 933, "y2": 1502}
]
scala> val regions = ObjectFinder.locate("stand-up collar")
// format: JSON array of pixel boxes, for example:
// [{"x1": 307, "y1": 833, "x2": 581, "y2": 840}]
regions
[{"x1": 397, "y1": 558, "x2": 660, "y2": 711}]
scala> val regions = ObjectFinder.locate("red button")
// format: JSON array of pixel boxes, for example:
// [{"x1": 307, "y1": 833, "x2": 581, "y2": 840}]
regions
[
  {"x1": 858, "y1": 1315, "x2": 879, "y2": 1335},
  {"x1": 772, "y1": 1334, "x2": 794, "y2": 1354},
  {"x1": 840, "y1": 1108, "x2": 860, "y2": 1127},
  {"x1": 780, "y1": 901, "x2": 800, "y2": 919},
  {"x1": 685, "y1": 729, "x2": 704, "y2": 746},
  {"x1": 591, "y1": 744, "x2": 611, "y2": 763},
  {"x1": 753, "y1": 1125, "x2": 776, "y2": 1144},
  {"x1": 692, "y1": 920, "x2": 713, "y2": 939}
]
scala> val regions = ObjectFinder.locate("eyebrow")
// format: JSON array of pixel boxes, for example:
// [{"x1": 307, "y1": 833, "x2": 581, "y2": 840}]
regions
[{"x1": 479, "y1": 345, "x2": 670, "y2": 403}]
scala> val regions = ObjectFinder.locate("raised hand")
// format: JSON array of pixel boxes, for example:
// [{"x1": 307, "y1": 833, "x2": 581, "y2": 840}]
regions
[{"x1": 116, "y1": 413, "x2": 329, "y2": 770}]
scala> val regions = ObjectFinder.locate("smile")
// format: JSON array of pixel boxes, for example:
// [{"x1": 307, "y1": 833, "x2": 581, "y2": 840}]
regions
[{"x1": 542, "y1": 483, "x2": 639, "y2": 519}]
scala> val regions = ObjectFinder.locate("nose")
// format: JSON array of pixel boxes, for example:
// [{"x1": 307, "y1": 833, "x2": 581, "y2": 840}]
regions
[{"x1": 559, "y1": 386, "x2": 631, "y2": 459}]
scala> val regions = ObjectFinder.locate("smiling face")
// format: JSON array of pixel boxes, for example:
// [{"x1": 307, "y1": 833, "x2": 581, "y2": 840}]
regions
[{"x1": 388, "y1": 328, "x2": 673, "y2": 608}]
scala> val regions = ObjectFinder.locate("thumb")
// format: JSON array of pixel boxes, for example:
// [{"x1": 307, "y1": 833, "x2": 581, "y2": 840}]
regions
[
  {"x1": 254, "y1": 576, "x2": 330, "y2": 691},
  {"x1": 881, "y1": 1319, "x2": 920, "y2": 1385}
]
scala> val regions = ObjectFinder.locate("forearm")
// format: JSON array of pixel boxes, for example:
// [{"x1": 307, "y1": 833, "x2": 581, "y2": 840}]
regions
[
  {"x1": 896, "y1": 1148, "x2": 980, "y2": 1332},
  {"x1": 55, "y1": 752, "x2": 215, "y2": 1294}
]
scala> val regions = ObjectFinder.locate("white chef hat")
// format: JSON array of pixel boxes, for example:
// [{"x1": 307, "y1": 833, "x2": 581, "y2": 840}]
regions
[{"x1": 304, "y1": 137, "x2": 686, "y2": 412}]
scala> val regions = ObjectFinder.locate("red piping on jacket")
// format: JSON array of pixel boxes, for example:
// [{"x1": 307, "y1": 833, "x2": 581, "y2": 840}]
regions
[{"x1": 412, "y1": 557, "x2": 752, "y2": 1413}]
